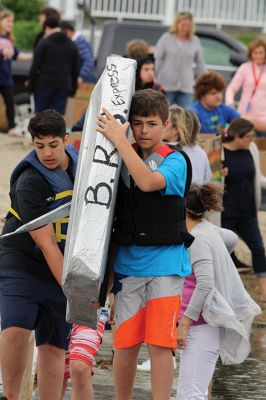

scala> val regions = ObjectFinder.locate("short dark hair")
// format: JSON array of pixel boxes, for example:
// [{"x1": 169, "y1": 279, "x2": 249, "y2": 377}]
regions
[
  {"x1": 129, "y1": 89, "x2": 169, "y2": 122},
  {"x1": 43, "y1": 17, "x2": 60, "y2": 30},
  {"x1": 135, "y1": 55, "x2": 155, "y2": 90},
  {"x1": 61, "y1": 21, "x2": 75, "y2": 32},
  {"x1": 40, "y1": 7, "x2": 61, "y2": 22},
  {"x1": 194, "y1": 71, "x2": 225, "y2": 100},
  {"x1": 28, "y1": 109, "x2": 66, "y2": 139},
  {"x1": 222, "y1": 118, "x2": 254, "y2": 142}
]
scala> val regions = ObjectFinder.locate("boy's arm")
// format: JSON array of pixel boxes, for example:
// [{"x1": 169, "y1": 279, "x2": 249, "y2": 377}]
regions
[
  {"x1": 29, "y1": 224, "x2": 63, "y2": 285},
  {"x1": 16, "y1": 174, "x2": 63, "y2": 285},
  {"x1": 97, "y1": 108, "x2": 166, "y2": 192}
]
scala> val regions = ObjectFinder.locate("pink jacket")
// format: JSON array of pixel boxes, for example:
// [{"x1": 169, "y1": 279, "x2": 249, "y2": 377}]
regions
[{"x1": 225, "y1": 61, "x2": 266, "y2": 120}]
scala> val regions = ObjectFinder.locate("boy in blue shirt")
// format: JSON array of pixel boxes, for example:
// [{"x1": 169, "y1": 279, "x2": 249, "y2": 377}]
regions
[
  {"x1": 97, "y1": 89, "x2": 193, "y2": 399},
  {"x1": 189, "y1": 71, "x2": 240, "y2": 133}
]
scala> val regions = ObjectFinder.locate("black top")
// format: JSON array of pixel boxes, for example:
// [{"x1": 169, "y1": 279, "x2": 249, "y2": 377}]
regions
[
  {"x1": 28, "y1": 31, "x2": 80, "y2": 95},
  {"x1": 0, "y1": 167, "x2": 56, "y2": 279},
  {"x1": 223, "y1": 148, "x2": 256, "y2": 219}
]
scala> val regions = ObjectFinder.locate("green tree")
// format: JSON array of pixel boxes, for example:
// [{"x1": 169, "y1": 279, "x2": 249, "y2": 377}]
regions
[
  {"x1": 0, "y1": 0, "x2": 45, "y2": 20},
  {"x1": 14, "y1": 20, "x2": 40, "y2": 49}
]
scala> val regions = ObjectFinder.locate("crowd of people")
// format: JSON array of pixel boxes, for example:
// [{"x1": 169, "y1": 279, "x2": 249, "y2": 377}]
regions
[{"x1": 0, "y1": 6, "x2": 265, "y2": 400}]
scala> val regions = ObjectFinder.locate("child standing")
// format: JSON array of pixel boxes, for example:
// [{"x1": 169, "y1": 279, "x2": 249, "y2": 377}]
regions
[
  {"x1": 176, "y1": 183, "x2": 261, "y2": 399},
  {"x1": 63, "y1": 309, "x2": 109, "y2": 400},
  {"x1": 135, "y1": 55, "x2": 165, "y2": 93},
  {"x1": 162, "y1": 105, "x2": 212, "y2": 184},
  {"x1": 189, "y1": 71, "x2": 240, "y2": 134},
  {"x1": 97, "y1": 89, "x2": 193, "y2": 399}
]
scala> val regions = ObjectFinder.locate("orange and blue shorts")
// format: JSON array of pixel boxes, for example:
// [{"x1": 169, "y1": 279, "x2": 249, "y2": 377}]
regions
[{"x1": 113, "y1": 274, "x2": 184, "y2": 349}]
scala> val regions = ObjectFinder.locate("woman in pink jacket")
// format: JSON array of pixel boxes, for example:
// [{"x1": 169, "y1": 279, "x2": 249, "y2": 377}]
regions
[{"x1": 226, "y1": 39, "x2": 266, "y2": 135}]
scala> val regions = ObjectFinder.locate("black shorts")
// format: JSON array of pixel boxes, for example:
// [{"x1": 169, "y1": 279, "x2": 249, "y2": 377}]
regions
[{"x1": 0, "y1": 269, "x2": 71, "y2": 350}]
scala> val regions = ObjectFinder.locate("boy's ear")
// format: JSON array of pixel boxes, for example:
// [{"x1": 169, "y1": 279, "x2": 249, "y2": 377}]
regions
[{"x1": 63, "y1": 134, "x2": 69, "y2": 146}]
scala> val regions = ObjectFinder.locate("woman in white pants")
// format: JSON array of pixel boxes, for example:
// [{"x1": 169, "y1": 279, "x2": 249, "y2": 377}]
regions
[{"x1": 176, "y1": 183, "x2": 261, "y2": 399}]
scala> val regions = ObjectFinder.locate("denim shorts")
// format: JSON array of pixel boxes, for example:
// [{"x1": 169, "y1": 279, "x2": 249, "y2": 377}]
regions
[{"x1": 0, "y1": 269, "x2": 71, "y2": 349}]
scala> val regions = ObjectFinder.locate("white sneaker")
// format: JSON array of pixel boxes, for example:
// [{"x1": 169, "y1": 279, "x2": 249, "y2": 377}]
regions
[
  {"x1": 8, "y1": 127, "x2": 23, "y2": 137},
  {"x1": 137, "y1": 356, "x2": 176, "y2": 372},
  {"x1": 173, "y1": 355, "x2": 177, "y2": 370},
  {"x1": 137, "y1": 358, "x2": 151, "y2": 372}
]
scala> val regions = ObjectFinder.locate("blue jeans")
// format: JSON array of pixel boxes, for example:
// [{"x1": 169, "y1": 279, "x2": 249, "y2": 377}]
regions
[
  {"x1": 165, "y1": 91, "x2": 193, "y2": 107},
  {"x1": 34, "y1": 86, "x2": 69, "y2": 115},
  {"x1": 221, "y1": 215, "x2": 266, "y2": 276}
]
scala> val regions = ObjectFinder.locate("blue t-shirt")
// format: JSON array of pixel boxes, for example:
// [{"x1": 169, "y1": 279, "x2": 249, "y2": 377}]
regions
[
  {"x1": 189, "y1": 101, "x2": 240, "y2": 133},
  {"x1": 114, "y1": 152, "x2": 192, "y2": 277}
]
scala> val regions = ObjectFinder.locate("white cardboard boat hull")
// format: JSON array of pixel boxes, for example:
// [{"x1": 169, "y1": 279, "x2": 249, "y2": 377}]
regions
[{"x1": 62, "y1": 56, "x2": 136, "y2": 328}]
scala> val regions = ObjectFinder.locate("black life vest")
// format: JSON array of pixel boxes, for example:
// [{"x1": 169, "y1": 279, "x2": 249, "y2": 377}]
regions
[
  {"x1": 8, "y1": 144, "x2": 78, "y2": 253},
  {"x1": 113, "y1": 144, "x2": 194, "y2": 247}
]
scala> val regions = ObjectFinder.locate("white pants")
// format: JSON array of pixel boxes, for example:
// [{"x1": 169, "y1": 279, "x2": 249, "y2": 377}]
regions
[{"x1": 176, "y1": 324, "x2": 220, "y2": 400}]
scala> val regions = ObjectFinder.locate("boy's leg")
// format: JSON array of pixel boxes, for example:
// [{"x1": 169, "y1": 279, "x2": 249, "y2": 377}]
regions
[
  {"x1": 68, "y1": 321, "x2": 107, "y2": 400},
  {"x1": 148, "y1": 344, "x2": 173, "y2": 400},
  {"x1": 0, "y1": 327, "x2": 31, "y2": 400},
  {"x1": 34, "y1": 278, "x2": 71, "y2": 400},
  {"x1": 37, "y1": 344, "x2": 65, "y2": 400},
  {"x1": 70, "y1": 360, "x2": 93, "y2": 400},
  {"x1": 0, "y1": 271, "x2": 40, "y2": 400},
  {"x1": 144, "y1": 276, "x2": 183, "y2": 399},
  {"x1": 113, "y1": 344, "x2": 141, "y2": 400}
]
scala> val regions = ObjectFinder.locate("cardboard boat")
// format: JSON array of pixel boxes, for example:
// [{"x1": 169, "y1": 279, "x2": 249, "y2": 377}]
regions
[{"x1": 62, "y1": 56, "x2": 136, "y2": 328}]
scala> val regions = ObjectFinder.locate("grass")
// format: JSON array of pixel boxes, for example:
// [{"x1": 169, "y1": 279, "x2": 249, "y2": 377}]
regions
[{"x1": 231, "y1": 31, "x2": 266, "y2": 47}]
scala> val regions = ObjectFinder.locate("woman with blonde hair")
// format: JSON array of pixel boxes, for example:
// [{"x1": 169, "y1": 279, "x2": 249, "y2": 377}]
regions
[
  {"x1": 226, "y1": 39, "x2": 266, "y2": 135},
  {"x1": 155, "y1": 12, "x2": 205, "y2": 106},
  {"x1": 0, "y1": 9, "x2": 32, "y2": 137},
  {"x1": 162, "y1": 105, "x2": 212, "y2": 184}
]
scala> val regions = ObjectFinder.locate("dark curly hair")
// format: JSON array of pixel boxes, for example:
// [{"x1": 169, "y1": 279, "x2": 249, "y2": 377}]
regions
[
  {"x1": 186, "y1": 183, "x2": 223, "y2": 220},
  {"x1": 194, "y1": 71, "x2": 225, "y2": 100}
]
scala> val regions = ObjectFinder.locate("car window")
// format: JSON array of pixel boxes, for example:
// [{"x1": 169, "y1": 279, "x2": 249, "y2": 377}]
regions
[
  {"x1": 199, "y1": 36, "x2": 235, "y2": 67},
  {"x1": 111, "y1": 26, "x2": 164, "y2": 55}
]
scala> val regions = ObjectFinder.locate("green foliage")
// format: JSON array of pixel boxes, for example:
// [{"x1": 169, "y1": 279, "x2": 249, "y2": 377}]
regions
[
  {"x1": 0, "y1": 0, "x2": 45, "y2": 20},
  {"x1": 234, "y1": 33, "x2": 259, "y2": 47},
  {"x1": 14, "y1": 20, "x2": 40, "y2": 49}
]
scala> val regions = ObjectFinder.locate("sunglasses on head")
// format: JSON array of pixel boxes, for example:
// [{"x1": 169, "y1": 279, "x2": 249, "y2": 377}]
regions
[{"x1": 178, "y1": 11, "x2": 193, "y2": 18}]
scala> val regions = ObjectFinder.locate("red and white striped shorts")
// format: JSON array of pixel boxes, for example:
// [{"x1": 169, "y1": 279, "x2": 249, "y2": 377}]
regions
[{"x1": 64, "y1": 318, "x2": 106, "y2": 379}]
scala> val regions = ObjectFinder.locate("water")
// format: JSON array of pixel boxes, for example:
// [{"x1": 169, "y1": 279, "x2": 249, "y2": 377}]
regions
[{"x1": 212, "y1": 326, "x2": 266, "y2": 399}]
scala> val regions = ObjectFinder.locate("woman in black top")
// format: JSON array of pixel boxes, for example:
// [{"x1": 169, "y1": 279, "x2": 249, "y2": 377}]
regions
[{"x1": 222, "y1": 118, "x2": 266, "y2": 302}]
